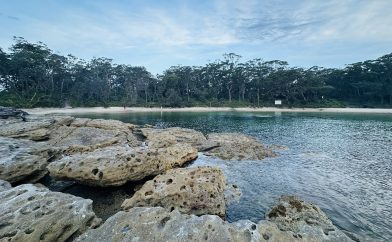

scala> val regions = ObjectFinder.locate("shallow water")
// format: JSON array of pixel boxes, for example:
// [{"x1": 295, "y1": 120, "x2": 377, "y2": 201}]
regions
[{"x1": 72, "y1": 111, "x2": 392, "y2": 241}]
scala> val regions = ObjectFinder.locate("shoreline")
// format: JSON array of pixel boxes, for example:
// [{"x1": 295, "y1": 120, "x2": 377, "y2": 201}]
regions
[{"x1": 22, "y1": 106, "x2": 392, "y2": 115}]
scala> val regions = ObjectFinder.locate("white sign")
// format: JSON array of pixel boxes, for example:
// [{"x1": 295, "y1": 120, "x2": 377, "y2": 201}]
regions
[{"x1": 275, "y1": 100, "x2": 282, "y2": 105}]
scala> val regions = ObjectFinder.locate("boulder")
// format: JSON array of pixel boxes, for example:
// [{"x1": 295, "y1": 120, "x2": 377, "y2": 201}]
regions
[
  {"x1": 0, "y1": 184, "x2": 101, "y2": 242},
  {"x1": 141, "y1": 127, "x2": 217, "y2": 151},
  {"x1": 0, "y1": 106, "x2": 28, "y2": 120},
  {"x1": 76, "y1": 206, "x2": 351, "y2": 242},
  {"x1": 0, "y1": 137, "x2": 49, "y2": 184},
  {"x1": 205, "y1": 133, "x2": 275, "y2": 160},
  {"x1": 47, "y1": 144, "x2": 198, "y2": 186},
  {"x1": 266, "y1": 195, "x2": 352, "y2": 241},
  {"x1": 122, "y1": 167, "x2": 226, "y2": 216}
]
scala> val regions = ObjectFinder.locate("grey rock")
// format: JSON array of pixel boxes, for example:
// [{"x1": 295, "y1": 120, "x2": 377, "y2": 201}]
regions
[
  {"x1": 141, "y1": 127, "x2": 217, "y2": 151},
  {"x1": 122, "y1": 167, "x2": 226, "y2": 216},
  {"x1": 0, "y1": 184, "x2": 101, "y2": 242},
  {"x1": 266, "y1": 195, "x2": 352, "y2": 241},
  {"x1": 0, "y1": 137, "x2": 49, "y2": 184},
  {"x1": 205, "y1": 133, "x2": 276, "y2": 160},
  {"x1": 0, "y1": 180, "x2": 11, "y2": 192},
  {"x1": 47, "y1": 144, "x2": 198, "y2": 186},
  {"x1": 76, "y1": 206, "x2": 351, "y2": 242}
]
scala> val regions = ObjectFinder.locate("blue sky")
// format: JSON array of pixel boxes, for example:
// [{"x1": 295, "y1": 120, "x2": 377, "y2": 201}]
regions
[{"x1": 0, "y1": 0, "x2": 391, "y2": 74}]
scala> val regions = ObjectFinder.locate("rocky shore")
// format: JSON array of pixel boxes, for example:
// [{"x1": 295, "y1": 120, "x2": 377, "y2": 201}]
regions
[{"x1": 0, "y1": 107, "x2": 355, "y2": 242}]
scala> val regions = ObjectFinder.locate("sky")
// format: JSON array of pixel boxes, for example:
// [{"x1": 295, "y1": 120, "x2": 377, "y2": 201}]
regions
[{"x1": 0, "y1": 0, "x2": 391, "y2": 74}]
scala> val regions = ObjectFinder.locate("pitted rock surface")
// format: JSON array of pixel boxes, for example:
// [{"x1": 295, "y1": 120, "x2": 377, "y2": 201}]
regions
[
  {"x1": 122, "y1": 167, "x2": 226, "y2": 216},
  {"x1": 0, "y1": 137, "x2": 49, "y2": 184},
  {"x1": 0, "y1": 184, "x2": 101, "y2": 242},
  {"x1": 205, "y1": 133, "x2": 275, "y2": 160},
  {"x1": 267, "y1": 196, "x2": 352, "y2": 241},
  {"x1": 76, "y1": 206, "x2": 352, "y2": 242},
  {"x1": 141, "y1": 127, "x2": 217, "y2": 151},
  {"x1": 47, "y1": 144, "x2": 198, "y2": 186}
]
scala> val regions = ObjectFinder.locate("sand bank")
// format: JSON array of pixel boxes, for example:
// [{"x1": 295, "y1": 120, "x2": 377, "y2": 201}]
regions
[{"x1": 23, "y1": 106, "x2": 392, "y2": 115}]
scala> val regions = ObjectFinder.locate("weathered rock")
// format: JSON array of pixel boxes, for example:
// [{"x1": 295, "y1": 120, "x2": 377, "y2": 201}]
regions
[
  {"x1": 48, "y1": 126, "x2": 129, "y2": 154},
  {"x1": 76, "y1": 206, "x2": 351, "y2": 242},
  {"x1": 0, "y1": 137, "x2": 49, "y2": 184},
  {"x1": 267, "y1": 195, "x2": 352, "y2": 241},
  {"x1": 122, "y1": 167, "x2": 226, "y2": 216},
  {"x1": 141, "y1": 127, "x2": 217, "y2": 151},
  {"x1": 0, "y1": 115, "x2": 75, "y2": 141},
  {"x1": 0, "y1": 184, "x2": 101, "y2": 242},
  {"x1": 224, "y1": 184, "x2": 242, "y2": 205},
  {"x1": 0, "y1": 106, "x2": 28, "y2": 120},
  {"x1": 205, "y1": 133, "x2": 275, "y2": 160},
  {"x1": 0, "y1": 180, "x2": 11, "y2": 192},
  {"x1": 83, "y1": 118, "x2": 135, "y2": 132},
  {"x1": 47, "y1": 144, "x2": 198, "y2": 186}
]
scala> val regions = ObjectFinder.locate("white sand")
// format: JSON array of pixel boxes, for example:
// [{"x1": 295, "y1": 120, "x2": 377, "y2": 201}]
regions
[{"x1": 23, "y1": 106, "x2": 392, "y2": 115}]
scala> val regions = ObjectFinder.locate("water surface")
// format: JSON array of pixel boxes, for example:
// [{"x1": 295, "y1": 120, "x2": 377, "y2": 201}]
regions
[{"x1": 72, "y1": 111, "x2": 392, "y2": 241}]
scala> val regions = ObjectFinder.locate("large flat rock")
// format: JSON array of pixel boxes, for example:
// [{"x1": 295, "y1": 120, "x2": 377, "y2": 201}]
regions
[
  {"x1": 47, "y1": 144, "x2": 198, "y2": 186},
  {"x1": 205, "y1": 133, "x2": 275, "y2": 160},
  {"x1": 0, "y1": 137, "x2": 49, "y2": 184},
  {"x1": 122, "y1": 167, "x2": 226, "y2": 216},
  {"x1": 0, "y1": 183, "x2": 101, "y2": 242},
  {"x1": 76, "y1": 206, "x2": 352, "y2": 242},
  {"x1": 141, "y1": 127, "x2": 217, "y2": 151}
]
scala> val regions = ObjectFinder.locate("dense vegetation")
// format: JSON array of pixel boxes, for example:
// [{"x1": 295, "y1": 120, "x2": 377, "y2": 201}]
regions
[{"x1": 0, "y1": 37, "x2": 391, "y2": 108}]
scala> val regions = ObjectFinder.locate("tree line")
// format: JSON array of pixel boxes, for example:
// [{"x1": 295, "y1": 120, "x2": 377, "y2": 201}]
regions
[{"x1": 0, "y1": 37, "x2": 391, "y2": 108}]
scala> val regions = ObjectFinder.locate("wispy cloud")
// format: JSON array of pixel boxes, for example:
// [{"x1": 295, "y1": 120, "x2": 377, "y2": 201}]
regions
[{"x1": 0, "y1": 0, "x2": 391, "y2": 73}]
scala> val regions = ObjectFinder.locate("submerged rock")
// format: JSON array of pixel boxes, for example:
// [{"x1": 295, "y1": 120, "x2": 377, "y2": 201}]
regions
[
  {"x1": 205, "y1": 133, "x2": 275, "y2": 160},
  {"x1": 47, "y1": 144, "x2": 198, "y2": 186},
  {"x1": 0, "y1": 137, "x2": 49, "y2": 184},
  {"x1": 266, "y1": 195, "x2": 352, "y2": 241},
  {"x1": 122, "y1": 167, "x2": 226, "y2": 216},
  {"x1": 0, "y1": 183, "x2": 101, "y2": 242},
  {"x1": 141, "y1": 127, "x2": 218, "y2": 151},
  {"x1": 76, "y1": 206, "x2": 352, "y2": 242}
]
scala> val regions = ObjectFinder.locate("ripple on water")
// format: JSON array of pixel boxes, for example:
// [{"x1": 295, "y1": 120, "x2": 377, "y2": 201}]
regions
[{"x1": 73, "y1": 111, "x2": 392, "y2": 241}]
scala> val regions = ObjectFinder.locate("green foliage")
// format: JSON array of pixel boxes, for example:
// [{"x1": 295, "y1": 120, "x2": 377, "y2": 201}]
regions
[{"x1": 0, "y1": 38, "x2": 391, "y2": 108}]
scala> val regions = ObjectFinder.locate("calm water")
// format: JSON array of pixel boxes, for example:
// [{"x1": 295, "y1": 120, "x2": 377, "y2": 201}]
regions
[{"x1": 72, "y1": 111, "x2": 392, "y2": 241}]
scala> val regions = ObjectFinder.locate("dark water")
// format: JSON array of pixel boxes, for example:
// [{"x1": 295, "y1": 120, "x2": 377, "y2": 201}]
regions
[{"x1": 72, "y1": 111, "x2": 392, "y2": 241}]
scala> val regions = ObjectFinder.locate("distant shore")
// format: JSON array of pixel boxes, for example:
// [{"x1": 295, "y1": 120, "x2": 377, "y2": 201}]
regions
[{"x1": 23, "y1": 106, "x2": 392, "y2": 115}]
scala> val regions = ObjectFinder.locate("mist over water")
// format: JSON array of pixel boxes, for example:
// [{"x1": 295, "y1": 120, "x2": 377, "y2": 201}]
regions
[{"x1": 73, "y1": 111, "x2": 392, "y2": 241}]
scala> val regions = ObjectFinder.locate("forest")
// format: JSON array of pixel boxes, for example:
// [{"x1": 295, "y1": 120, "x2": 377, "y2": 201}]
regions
[{"x1": 0, "y1": 37, "x2": 391, "y2": 108}]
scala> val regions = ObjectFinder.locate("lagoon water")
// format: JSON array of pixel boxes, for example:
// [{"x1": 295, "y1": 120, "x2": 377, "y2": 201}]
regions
[{"x1": 72, "y1": 111, "x2": 392, "y2": 241}]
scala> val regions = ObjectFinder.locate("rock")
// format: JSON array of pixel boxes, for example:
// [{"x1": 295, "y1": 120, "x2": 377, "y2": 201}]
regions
[
  {"x1": 266, "y1": 195, "x2": 352, "y2": 241},
  {"x1": 0, "y1": 137, "x2": 49, "y2": 184},
  {"x1": 0, "y1": 184, "x2": 101, "y2": 242},
  {"x1": 0, "y1": 106, "x2": 28, "y2": 120},
  {"x1": 122, "y1": 167, "x2": 226, "y2": 216},
  {"x1": 224, "y1": 184, "x2": 242, "y2": 205},
  {"x1": 76, "y1": 206, "x2": 350, "y2": 242},
  {"x1": 205, "y1": 133, "x2": 275, "y2": 160},
  {"x1": 0, "y1": 180, "x2": 11, "y2": 192},
  {"x1": 141, "y1": 127, "x2": 217, "y2": 151},
  {"x1": 75, "y1": 207, "x2": 253, "y2": 242},
  {"x1": 48, "y1": 126, "x2": 129, "y2": 154},
  {"x1": 0, "y1": 118, "x2": 53, "y2": 138},
  {"x1": 0, "y1": 115, "x2": 75, "y2": 141},
  {"x1": 83, "y1": 119, "x2": 135, "y2": 132},
  {"x1": 47, "y1": 144, "x2": 198, "y2": 186}
]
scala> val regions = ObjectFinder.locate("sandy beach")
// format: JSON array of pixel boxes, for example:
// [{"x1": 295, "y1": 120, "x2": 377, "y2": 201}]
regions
[{"x1": 23, "y1": 106, "x2": 392, "y2": 115}]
